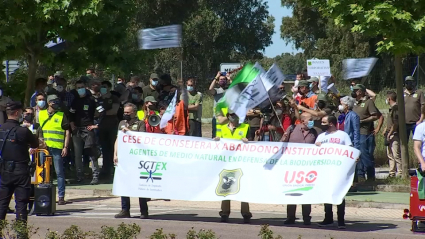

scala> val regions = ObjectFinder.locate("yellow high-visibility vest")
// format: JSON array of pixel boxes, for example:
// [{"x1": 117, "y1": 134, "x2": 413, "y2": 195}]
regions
[
  {"x1": 39, "y1": 110, "x2": 65, "y2": 149},
  {"x1": 216, "y1": 123, "x2": 249, "y2": 140}
]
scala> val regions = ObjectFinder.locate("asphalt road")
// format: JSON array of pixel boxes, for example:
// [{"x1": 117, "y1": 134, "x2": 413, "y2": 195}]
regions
[{"x1": 13, "y1": 199, "x2": 424, "y2": 239}]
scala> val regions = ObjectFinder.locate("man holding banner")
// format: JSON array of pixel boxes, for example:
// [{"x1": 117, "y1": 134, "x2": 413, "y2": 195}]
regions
[
  {"x1": 114, "y1": 103, "x2": 150, "y2": 219},
  {"x1": 214, "y1": 110, "x2": 252, "y2": 223}
]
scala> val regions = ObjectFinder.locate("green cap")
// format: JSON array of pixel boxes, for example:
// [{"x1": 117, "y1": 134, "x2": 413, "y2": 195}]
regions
[
  {"x1": 298, "y1": 80, "x2": 309, "y2": 87},
  {"x1": 352, "y1": 84, "x2": 366, "y2": 91},
  {"x1": 405, "y1": 76, "x2": 414, "y2": 81},
  {"x1": 307, "y1": 77, "x2": 319, "y2": 83},
  {"x1": 144, "y1": 96, "x2": 157, "y2": 103},
  {"x1": 317, "y1": 93, "x2": 327, "y2": 102}
]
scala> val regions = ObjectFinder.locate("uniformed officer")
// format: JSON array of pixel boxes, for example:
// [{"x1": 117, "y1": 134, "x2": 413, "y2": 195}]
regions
[
  {"x1": 214, "y1": 110, "x2": 252, "y2": 223},
  {"x1": 113, "y1": 103, "x2": 150, "y2": 219},
  {"x1": 0, "y1": 101, "x2": 38, "y2": 223}
]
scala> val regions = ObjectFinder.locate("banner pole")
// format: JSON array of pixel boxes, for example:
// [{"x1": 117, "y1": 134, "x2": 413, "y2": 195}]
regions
[{"x1": 180, "y1": 47, "x2": 183, "y2": 80}]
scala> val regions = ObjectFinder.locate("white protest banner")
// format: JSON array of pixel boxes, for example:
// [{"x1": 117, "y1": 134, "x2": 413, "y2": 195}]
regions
[
  {"x1": 159, "y1": 91, "x2": 177, "y2": 129},
  {"x1": 342, "y1": 58, "x2": 378, "y2": 80},
  {"x1": 307, "y1": 59, "x2": 331, "y2": 76},
  {"x1": 138, "y1": 25, "x2": 182, "y2": 50},
  {"x1": 113, "y1": 132, "x2": 359, "y2": 205},
  {"x1": 220, "y1": 63, "x2": 242, "y2": 73}
]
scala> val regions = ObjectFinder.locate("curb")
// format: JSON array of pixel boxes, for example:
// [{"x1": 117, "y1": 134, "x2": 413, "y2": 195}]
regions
[
  {"x1": 66, "y1": 188, "x2": 409, "y2": 210},
  {"x1": 356, "y1": 184, "x2": 410, "y2": 193}
]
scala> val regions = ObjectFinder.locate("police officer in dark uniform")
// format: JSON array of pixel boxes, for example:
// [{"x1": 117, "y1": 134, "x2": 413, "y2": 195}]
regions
[
  {"x1": 113, "y1": 103, "x2": 150, "y2": 219},
  {"x1": 0, "y1": 101, "x2": 38, "y2": 223}
]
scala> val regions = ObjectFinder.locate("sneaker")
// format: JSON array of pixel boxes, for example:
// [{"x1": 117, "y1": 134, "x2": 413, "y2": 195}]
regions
[
  {"x1": 243, "y1": 217, "x2": 251, "y2": 224},
  {"x1": 283, "y1": 219, "x2": 295, "y2": 225},
  {"x1": 318, "y1": 219, "x2": 334, "y2": 227},
  {"x1": 220, "y1": 215, "x2": 229, "y2": 222},
  {"x1": 58, "y1": 197, "x2": 66, "y2": 205},
  {"x1": 114, "y1": 210, "x2": 131, "y2": 218},
  {"x1": 140, "y1": 213, "x2": 149, "y2": 219},
  {"x1": 90, "y1": 178, "x2": 99, "y2": 185},
  {"x1": 338, "y1": 221, "x2": 346, "y2": 229}
]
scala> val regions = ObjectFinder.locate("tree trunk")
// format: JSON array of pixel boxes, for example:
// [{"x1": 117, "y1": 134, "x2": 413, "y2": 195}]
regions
[
  {"x1": 25, "y1": 54, "x2": 37, "y2": 107},
  {"x1": 395, "y1": 54, "x2": 409, "y2": 178}
]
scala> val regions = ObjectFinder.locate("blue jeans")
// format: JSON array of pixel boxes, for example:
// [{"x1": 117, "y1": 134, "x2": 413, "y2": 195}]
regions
[
  {"x1": 212, "y1": 117, "x2": 217, "y2": 138},
  {"x1": 406, "y1": 123, "x2": 417, "y2": 142},
  {"x1": 358, "y1": 134, "x2": 376, "y2": 180},
  {"x1": 47, "y1": 147, "x2": 65, "y2": 198},
  {"x1": 121, "y1": 197, "x2": 148, "y2": 214}
]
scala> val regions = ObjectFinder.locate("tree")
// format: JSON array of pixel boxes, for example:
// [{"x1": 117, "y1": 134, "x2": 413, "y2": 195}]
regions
[
  {"x1": 0, "y1": 0, "x2": 138, "y2": 104},
  {"x1": 310, "y1": 0, "x2": 425, "y2": 178}
]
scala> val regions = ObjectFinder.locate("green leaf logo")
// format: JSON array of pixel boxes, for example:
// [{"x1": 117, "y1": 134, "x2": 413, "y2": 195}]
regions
[{"x1": 308, "y1": 61, "x2": 312, "y2": 66}]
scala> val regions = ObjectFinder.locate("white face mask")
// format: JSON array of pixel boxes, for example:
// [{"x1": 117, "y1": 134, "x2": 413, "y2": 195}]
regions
[
  {"x1": 385, "y1": 99, "x2": 389, "y2": 105},
  {"x1": 338, "y1": 105, "x2": 345, "y2": 112}
]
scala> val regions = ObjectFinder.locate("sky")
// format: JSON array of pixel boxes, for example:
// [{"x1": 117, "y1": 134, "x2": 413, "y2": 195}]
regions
[{"x1": 264, "y1": 1, "x2": 302, "y2": 57}]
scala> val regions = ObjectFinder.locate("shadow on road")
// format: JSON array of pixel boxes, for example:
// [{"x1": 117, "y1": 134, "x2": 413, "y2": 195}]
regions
[
  {"x1": 68, "y1": 196, "x2": 116, "y2": 203},
  {"x1": 148, "y1": 214, "x2": 397, "y2": 232}
]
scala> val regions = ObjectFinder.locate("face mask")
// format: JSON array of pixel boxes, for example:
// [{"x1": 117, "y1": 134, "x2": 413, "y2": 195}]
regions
[
  {"x1": 350, "y1": 86, "x2": 353, "y2": 91},
  {"x1": 351, "y1": 92, "x2": 357, "y2": 98},
  {"x1": 406, "y1": 84, "x2": 414, "y2": 90},
  {"x1": 338, "y1": 105, "x2": 345, "y2": 112},
  {"x1": 309, "y1": 83, "x2": 313, "y2": 88},
  {"x1": 151, "y1": 80, "x2": 158, "y2": 86},
  {"x1": 132, "y1": 94, "x2": 139, "y2": 101},
  {"x1": 307, "y1": 120, "x2": 314, "y2": 129},
  {"x1": 24, "y1": 114, "x2": 34, "y2": 123},
  {"x1": 51, "y1": 103, "x2": 60, "y2": 110},
  {"x1": 219, "y1": 80, "x2": 226, "y2": 86},
  {"x1": 100, "y1": 87, "x2": 107, "y2": 95},
  {"x1": 317, "y1": 101, "x2": 326, "y2": 109},
  {"x1": 187, "y1": 86, "x2": 194, "y2": 92},
  {"x1": 275, "y1": 109, "x2": 283, "y2": 115},
  {"x1": 117, "y1": 81, "x2": 123, "y2": 84},
  {"x1": 385, "y1": 99, "x2": 389, "y2": 105},
  {"x1": 321, "y1": 124, "x2": 330, "y2": 131},
  {"x1": 148, "y1": 105, "x2": 156, "y2": 110},
  {"x1": 123, "y1": 114, "x2": 132, "y2": 121},
  {"x1": 77, "y1": 88, "x2": 86, "y2": 96},
  {"x1": 228, "y1": 115, "x2": 239, "y2": 123},
  {"x1": 55, "y1": 85, "x2": 64, "y2": 92},
  {"x1": 37, "y1": 100, "x2": 46, "y2": 108}
]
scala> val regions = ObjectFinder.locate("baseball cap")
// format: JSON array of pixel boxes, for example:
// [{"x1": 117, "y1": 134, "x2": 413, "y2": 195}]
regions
[
  {"x1": 352, "y1": 84, "x2": 366, "y2": 91},
  {"x1": 144, "y1": 96, "x2": 157, "y2": 103},
  {"x1": 150, "y1": 73, "x2": 159, "y2": 80},
  {"x1": 6, "y1": 101, "x2": 23, "y2": 111},
  {"x1": 298, "y1": 80, "x2": 309, "y2": 87},
  {"x1": 317, "y1": 93, "x2": 328, "y2": 102},
  {"x1": 47, "y1": 94, "x2": 59, "y2": 102},
  {"x1": 405, "y1": 76, "x2": 414, "y2": 81},
  {"x1": 307, "y1": 77, "x2": 319, "y2": 83}
]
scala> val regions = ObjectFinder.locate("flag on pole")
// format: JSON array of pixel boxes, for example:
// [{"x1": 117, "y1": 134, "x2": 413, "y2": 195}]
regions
[
  {"x1": 160, "y1": 91, "x2": 178, "y2": 129},
  {"x1": 138, "y1": 25, "x2": 182, "y2": 50},
  {"x1": 216, "y1": 63, "x2": 260, "y2": 121}
]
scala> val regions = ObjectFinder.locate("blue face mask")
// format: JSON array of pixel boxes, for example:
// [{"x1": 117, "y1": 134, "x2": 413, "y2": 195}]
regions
[
  {"x1": 350, "y1": 85, "x2": 353, "y2": 91},
  {"x1": 77, "y1": 88, "x2": 86, "y2": 96},
  {"x1": 309, "y1": 83, "x2": 313, "y2": 88},
  {"x1": 37, "y1": 100, "x2": 46, "y2": 108},
  {"x1": 151, "y1": 80, "x2": 158, "y2": 86},
  {"x1": 187, "y1": 86, "x2": 194, "y2": 92},
  {"x1": 307, "y1": 120, "x2": 314, "y2": 129},
  {"x1": 100, "y1": 87, "x2": 107, "y2": 95}
]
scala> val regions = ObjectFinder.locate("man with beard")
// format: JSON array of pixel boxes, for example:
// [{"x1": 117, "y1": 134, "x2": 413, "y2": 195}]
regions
[
  {"x1": 404, "y1": 76, "x2": 425, "y2": 141},
  {"x1": 297, "y1": 80, "x2": 317, "y2": 109}
]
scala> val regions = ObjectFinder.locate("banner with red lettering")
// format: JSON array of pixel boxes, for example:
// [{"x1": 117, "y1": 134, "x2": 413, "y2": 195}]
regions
[{"x1": 113, "y1": 132, "x2": 360, "y2": 204}]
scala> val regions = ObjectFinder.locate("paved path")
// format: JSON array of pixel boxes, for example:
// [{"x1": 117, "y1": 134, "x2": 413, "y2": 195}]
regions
[{"x1": 16, "y1": 195, "x2": 424, "y2": 239}]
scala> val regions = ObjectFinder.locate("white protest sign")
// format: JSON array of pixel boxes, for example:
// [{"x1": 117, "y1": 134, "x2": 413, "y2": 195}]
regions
[
  {"x1": 138, "y1": 25, "x2": 182, "y2": 50},
  {"x1": 261, "y1": 63, "x2": 285, "y2": 91},
  {"x1": 307, "y1": 59, "x2": 331, "y2": 76},
  {"x1": 113, "y1": 132, "x2": 359, "y2": 205},
  {"x1": 342, "y1": 58, "x2": 378, "y2": 80},
  {"x1": 220, "y1": 63, "x2": 242, "y2": 73}
]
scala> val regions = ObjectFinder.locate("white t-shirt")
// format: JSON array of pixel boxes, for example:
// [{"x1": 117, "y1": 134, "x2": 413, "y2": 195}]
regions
[
  {"x1": 316, "y1": 130, "x2": 353, "y2": 146},
  {"x1": 413, "y1": 122, "x2": 425, "y2": 158}
]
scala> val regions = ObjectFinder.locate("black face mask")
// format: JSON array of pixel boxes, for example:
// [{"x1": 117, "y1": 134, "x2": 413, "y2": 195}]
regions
[
  {"x1": 24, "y1": 114, "x2": 34, "y2": 123},
  {"x1": 321, "y1": 125, "x2": 330, "y2": 131},
  {"x1": 51, "y1": 104, "x2": 60, "y2": 110},
  {"x1": 317, "y1": 101, "x2": 326, "y2": 109},
  {"x1": 406, "y1": 84, "x2": 414, "y2": 90},
  {"x1": 351, "y1": 92, "x2": 358, "y2": 98},
  {"x1": 148, "y1": 105, "x2": 156, "y2": 110},
  {"x1": 123, "y1": 114, "x2": 133, "y2": 121}
]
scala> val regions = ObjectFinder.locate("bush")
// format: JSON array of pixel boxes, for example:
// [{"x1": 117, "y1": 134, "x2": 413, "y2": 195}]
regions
[{"x1": 0, "y1": 220, "x2": 39, "y2": 239}]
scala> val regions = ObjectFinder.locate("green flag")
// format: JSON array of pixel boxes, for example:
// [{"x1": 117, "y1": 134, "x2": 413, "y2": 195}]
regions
[{"x1": 215, "y1": 63, "x2": 260, "y2": 115}]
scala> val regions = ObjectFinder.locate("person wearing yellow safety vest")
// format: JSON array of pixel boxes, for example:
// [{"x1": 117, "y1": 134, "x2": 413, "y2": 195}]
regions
[
  {"x1": 39, "y1": 94, "x2": 71, "y2": 205},
  {"x1": 214, "y1": 109, "x2": 252, "y2": 224}
]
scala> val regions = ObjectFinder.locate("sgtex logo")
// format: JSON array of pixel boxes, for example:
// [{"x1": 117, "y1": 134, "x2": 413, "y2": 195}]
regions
[{"x1": 138, "y1": 161, "x2": 167, "y2": 183}]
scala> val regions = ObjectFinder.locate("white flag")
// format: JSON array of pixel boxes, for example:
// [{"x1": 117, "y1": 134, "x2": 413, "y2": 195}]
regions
[
  {"x1": 342, "y1": 58, "x2": 378, "y2": 80},
  {"x1": 229, "y1": 74, "x2": 262, "y2": 123},
  {"x1": 160, "y1": 91, "x2": 178, "y2": 129},
  {"x1": 138, "y1": 25, "x2": 182, "y2": 50},
  {"x1": 261, "y1": 63, "x2": 285, "y2": 91}
]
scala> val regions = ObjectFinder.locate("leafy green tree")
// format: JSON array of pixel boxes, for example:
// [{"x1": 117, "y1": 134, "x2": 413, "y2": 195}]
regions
[{"x1": 310, "y1": 0, "x2": 425, "y2": 178}]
